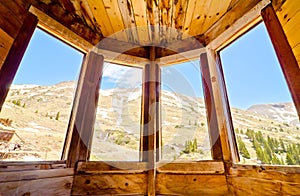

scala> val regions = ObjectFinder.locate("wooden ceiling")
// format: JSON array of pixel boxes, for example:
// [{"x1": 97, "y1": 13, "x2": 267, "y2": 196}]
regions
[{"x1": 30, "y1": 0, "x2": 274, "y2": 59}]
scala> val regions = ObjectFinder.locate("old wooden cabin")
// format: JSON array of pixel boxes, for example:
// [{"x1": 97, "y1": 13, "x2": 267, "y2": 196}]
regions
[{"x1": 0, "y1": 0, "x2": 300, "y2": 195}]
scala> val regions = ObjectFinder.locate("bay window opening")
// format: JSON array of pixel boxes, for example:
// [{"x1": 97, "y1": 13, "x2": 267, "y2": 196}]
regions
[
  {"x1": 161, "y1": 60, "x2": 212, "y2": 161},
  {"x1": 90, "y1": 63, "x2": 142, "y2": 161},
  {"x1": 220, "y1": 23, "x2": 300, "y2": 165},
  {"x1": 0, "y1": 28, "x2": 83, "y2": 161}
]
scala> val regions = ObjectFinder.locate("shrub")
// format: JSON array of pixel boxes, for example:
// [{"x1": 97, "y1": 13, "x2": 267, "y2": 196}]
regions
[{"x1": 55, "y1": 112, "x2": 60, "y2": 120}]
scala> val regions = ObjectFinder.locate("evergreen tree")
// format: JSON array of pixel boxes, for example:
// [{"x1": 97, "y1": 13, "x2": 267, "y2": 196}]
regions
[
  {"x1": 280, "y1": 139, "x2": 286, "y2": 152},
  {"x1": 271, "y1": 154, "x2": 281, "y2": 165},
  {"x1": 237, "y1": 137, "x2": 250, "y2": 159},
  {"x1": 286, "y1": 152, "x2": 295, "y2": 165}
]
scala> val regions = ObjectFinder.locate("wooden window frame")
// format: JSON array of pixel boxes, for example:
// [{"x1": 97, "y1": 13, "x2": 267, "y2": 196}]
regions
[{"x1": 207, "y1": 2, "x2": 300, "y2": 167}]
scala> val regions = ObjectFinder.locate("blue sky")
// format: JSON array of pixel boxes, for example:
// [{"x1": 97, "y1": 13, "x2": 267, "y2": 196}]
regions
[
  {"x1": 13, "y1": 29, "x2": 83, "y2": 85},
  {"x1": 220, "y1": 23, "x2": 292, "y2": 109},
  {"x1": 13, "y1": 23, "x2": 293, "y2": 109}
]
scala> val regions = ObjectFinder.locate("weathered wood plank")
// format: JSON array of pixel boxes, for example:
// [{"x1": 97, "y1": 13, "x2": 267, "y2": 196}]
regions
[
  {"x1": 0, "y1": 168, "x2": 73, "y2": 183},
  {"x1": 0, "y1": 1, "x2": 28, "y2": 38},
  {"x1": 65, "y1": 51, "x2": 104, "y2": 167},
  {"x1": 103, "y1": 0, "x2": 127, "y2": 41},
  {"x1": 131, "y1": 0, "x2": 150, "y2": 45},
  {"x1": 277, "y1": 5, "x2": 300, "y2": 49},
  {"x1": 292, "y1": 43, "x2": 300, "y2": 66},
  {"x1": 157, "y1": 161, "x2": 224, "y2": 174},
  {"x1": 200, "y1": 53, "x2": 223, "y2": 160},
  {"x1": 85, "y1": 0, "x2": 115, "y2": 38},
  {"x1": 72, "y1": 174, "x2": 147, "y2": 195},
  {"x1": 0, "y1": 162, "x2": 66, "y2": 172},
  {"x1": 0, "y1": 176, "x2": 73, "y2": 196},
  {"x1": 147, "y1": 46, "x2": 157, "y2": 196},
  {"x1": 159, "y1": 48, "x2": 206, "y2": 66},
  {"x1": 208, "y1": 0, "x2": 268, "y2": 51},
  {"x1": 229, "y1": 165, "x2": 300, "y2": 183},
  {"x1": 228, "y1": 176, "x2": 300, "y2": 195},
  {"x1": 181, "y1": 0, "x2": 197, "y2": 39},
  {"x1": 199, "y1": 0, "x2": 232, "y2": 36},
  {"x1": 204, "y1": 0, "x2": 262, "y2": 45},
  {"x1": 30, "y1": 6, "x2": 92, "y2": 53},
  {"x1": 97, "y1": 37, "x2": 149, "y2": 58},
  {"x1": 205, "y1": 48, "x2": 239, "y2": 163},
  {"x1": 159, "y1": 0, "x2": 172, "y2": 43},
  {"x1": 145, "y1": 0, "x2": 160, "y2": 44},
  {"x1": 77, "y1": 161, "x2": 147, "y2": 174},
  {"x1": 0, "y1": 0, "x2": 30, "y2": 20},
  {"x1": 170, "y1": 0, "x2": 188, "y2": 41},
  {"x1": 140, "y1": 63, "x2": 150, "y2": 161},
  {"x1": 276, "y1": 0, "x2": 300, "y2": 27},
  {"x1": 156, "y1": 63, "x2": 161, "y2": 161},
  {"x1": 31, "y1": 0, "x2": 102, "y2": 45},
  {"x1": 0, "y1": 28, "x2": 13, "y2": 69},
  {"x1": 117, "y1": 0, "x2": 139, "y2": 44},
  {"x1": 188, "y1": 0, "x2": 211, "y2": 37},
  {"x1": 262, "y1": 4, "x2": 300, "y2": 119},
  {"x1": 156, "y1": 173, "x2": 228, "y2": 195},
  {"x1": 0, "y1": 12, "x2": 38, "y2": 112}
]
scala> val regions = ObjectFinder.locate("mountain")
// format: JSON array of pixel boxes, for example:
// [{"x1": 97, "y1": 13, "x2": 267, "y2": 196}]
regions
[
  {"x1": 247, "y1": 103, "x2": 299, "y2": 126},
  {"x1": 0, "y1": 81, "x2": 299, "y2": 165}
]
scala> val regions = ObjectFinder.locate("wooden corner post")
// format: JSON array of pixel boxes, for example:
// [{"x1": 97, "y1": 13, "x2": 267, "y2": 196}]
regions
[
  {"x1": 200, "y1": 53, "x2": 223, "y2": 160},
  {"x1": 140, "y1": 46, "x2": 160, "y2": 196},
  {"x1": 0, "y1": 13, "x2": 38, "y2": 111},
  {"x1": 261, "y1": 4, "x2": 300, "y2": 119},
  {"x1": 205, "y1": 48, "x2": 239, "y2": 164},
  {"x1": 64, "y1": 51, "x2": 104, "y2": 167}
]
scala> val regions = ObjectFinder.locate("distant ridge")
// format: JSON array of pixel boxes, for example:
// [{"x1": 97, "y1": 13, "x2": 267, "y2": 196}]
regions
[{"x1": 247, "y1": 102, "x2": 299, "y2": 126}]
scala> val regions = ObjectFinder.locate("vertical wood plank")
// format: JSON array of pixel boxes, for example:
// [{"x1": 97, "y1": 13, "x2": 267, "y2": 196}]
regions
[
  {"x1": 200, "y1": 53, "x2": 223, "y2": 160},
  {"x1": 206, "y1": 48, "x2": 239, "y2": 164},
  {"x1": 261, "y1": 4, "x2": 300, "y2": 119},
  {"x1": 0, "y1": 12, "x2": 38, "y2": 112},
  {"x1": 156, "y1": 63, "x2": 161, "y2": 161},
  {"x1": 148, "y1": 46, "x2": 156, "y2": 196},
  {"x1": 66, "y1": 51, "x2": 104, "y2": 167},
  {"x1": 140, "y1": 63, "x2": 150, "y2": 161}
]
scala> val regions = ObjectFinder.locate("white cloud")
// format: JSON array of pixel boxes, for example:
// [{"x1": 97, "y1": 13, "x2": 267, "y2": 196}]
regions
[{"x1": 102, "y1": 63, "x2": 142, "y2": 88}]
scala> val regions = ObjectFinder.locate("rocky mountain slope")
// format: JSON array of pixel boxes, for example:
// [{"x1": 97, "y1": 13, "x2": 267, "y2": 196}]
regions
[{"x1": 0, "y1": 81, "x2": 299, "y2": 165}]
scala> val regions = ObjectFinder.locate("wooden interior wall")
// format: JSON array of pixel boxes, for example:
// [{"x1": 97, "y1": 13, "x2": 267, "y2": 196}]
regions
[
  {"x1": 227, "y1": 165, "x2": 300, "y2": 195},
  {"x1": 0, "y1": 29, "x2": 13, "y2": 69},
  {"x1": 0, "y1": 162, "x2": 74, "y2": 195},
  {"x1": 276, "y1": 0, "x2": 300, "y2": 67},
  {"x1": 72, "y1": 161, "x2": 228, "y2": 195},
  {"x1": 0, "y1": 1, "x2": 30, "y2": 69}
]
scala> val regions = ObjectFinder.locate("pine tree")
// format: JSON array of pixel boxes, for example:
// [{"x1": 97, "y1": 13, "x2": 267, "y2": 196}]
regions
[
  {"x1": 286, "y1": 152, "x2": 295, "y2": 165},
  {"x1": 237, "y1": 137, "x2": 250, "y2": 159},
  {"x1": 280, "y1": 139, "x2": 286, "y2": 152},
  {"x1": 271, "y1": 154, "x2": 281, "y2": 165}
]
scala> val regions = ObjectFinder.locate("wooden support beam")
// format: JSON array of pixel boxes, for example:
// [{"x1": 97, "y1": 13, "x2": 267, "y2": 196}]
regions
[
  {"x1": 205, "y1": 48, "x2": 239, "y2": 164},
  {"x1": 156, "y1": 63, "x2": 161, "y2": 161},
  {"x1": 147, "y1": 46, "x2": 157, "y2": 196},
  {"x1": 0, "y1": 12, "x2": 38, "y2": 112},
  {"x1": 261, "y1": 4, "x2": 300, "y2": 119},
  {"x1": 64, "y1": 51, "x2": 104, "y2": 167},
  {"x1": 140, "y1": 63, "x2": 150, "y2": 161},
  {"x1": 200, "y1": 53, "x2": 223, "y2": 160}
]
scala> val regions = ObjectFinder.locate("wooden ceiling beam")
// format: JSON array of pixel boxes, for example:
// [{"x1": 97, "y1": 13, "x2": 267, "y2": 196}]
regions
[{"x1": 31, "y1": 0, "x2": 102, "y2": 46}]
